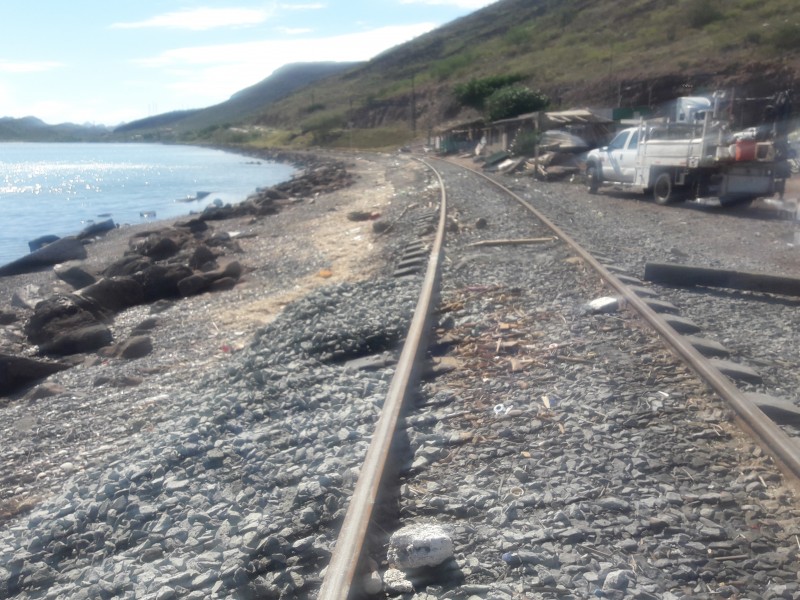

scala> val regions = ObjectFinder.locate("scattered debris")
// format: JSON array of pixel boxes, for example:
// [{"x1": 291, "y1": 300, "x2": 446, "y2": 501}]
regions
[
  {"x1": 582, "y1": 296, "x2": 623, "y2": 314},
  {"x1": 467, "y1": 237, "x2": 556, "y2": 248}
]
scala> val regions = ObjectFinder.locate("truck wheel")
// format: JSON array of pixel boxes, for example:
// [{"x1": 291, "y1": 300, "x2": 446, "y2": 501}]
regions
[
  {"x1": 586, "y1": 164, "x2": 600, "y2": 194},
  {"x1": 653, "y1": 172, "x2": 673, "y2": 205}
]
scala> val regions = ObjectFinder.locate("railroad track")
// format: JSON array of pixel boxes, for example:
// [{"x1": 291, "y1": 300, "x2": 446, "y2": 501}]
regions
[
  {"x1": 3, "y1": 154, "x2": 799, "y2": 599},
  {"x1": 321, "y1": 157, "x2": 800, "y2": 598}
]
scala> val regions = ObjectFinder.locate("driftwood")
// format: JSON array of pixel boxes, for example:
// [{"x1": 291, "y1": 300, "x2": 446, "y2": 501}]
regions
[
  {"x1": 376, "y1": 203, "x2": 418, "y2": 236},
  {"x1": 644, "y1": 262, "x2": 800, "y2": 297},
  {"x1": 468, "y1": 237, "x2": 556, "y2": 248}
]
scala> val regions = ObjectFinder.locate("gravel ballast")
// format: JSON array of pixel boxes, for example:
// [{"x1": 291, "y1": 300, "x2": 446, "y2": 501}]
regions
[
  {"x1": 385, "y1": 160, "x2": 800, "y2": 599},
  {"x1": 1, "y1": 152, "x2": 799, "y2": 599}
]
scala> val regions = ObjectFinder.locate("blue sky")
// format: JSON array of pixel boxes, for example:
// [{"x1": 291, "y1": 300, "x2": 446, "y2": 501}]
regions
[{"x1": 0, "y1": 1, "x2": 496, "y2": 126}]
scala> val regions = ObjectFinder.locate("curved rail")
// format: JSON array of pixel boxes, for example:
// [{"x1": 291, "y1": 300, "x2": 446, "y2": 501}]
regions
[
  {"x1": 435, "y1": 157, "x2": 800, "y2": 486},
  {"x1": 317, "y1": 159, "x2": 448, "y2": 599},
  {"x1": 319, "y1": 155, "x2": 800, "y2": 598}
]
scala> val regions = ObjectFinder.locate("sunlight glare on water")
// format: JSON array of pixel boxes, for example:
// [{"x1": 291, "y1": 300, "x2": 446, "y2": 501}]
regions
[{"x1": 0, "y1": 143, "x2": 295, "y2": 265}]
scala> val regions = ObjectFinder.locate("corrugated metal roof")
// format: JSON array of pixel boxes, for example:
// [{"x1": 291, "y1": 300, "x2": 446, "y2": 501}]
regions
[{"x1": 492, "y1": 109, "x2": 613, "y2": 127}]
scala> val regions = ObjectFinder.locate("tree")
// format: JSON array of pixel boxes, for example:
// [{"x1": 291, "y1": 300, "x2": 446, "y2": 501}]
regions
[
  {"x1": 485, "y1": 86, "x2": 549, "y2": 121},
  {"x1": 453, "y1": 74, "x2": 525, "y2": 111}
]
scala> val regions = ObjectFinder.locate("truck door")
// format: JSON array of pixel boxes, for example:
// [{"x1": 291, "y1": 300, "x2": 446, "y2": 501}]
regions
[{"x1": 602, "y1": 130, "x2": 638, "y2": 183}]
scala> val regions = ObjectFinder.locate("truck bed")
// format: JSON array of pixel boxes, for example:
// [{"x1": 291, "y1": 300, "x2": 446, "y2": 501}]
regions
[{"x1": 640, "y1": 138, "x2": 708, "y2": 167}]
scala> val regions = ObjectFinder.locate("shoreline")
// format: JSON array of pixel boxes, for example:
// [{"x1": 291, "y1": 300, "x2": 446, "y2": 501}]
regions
[
  {"x1": 0, "y1": 150, "x2": 363, "y2": 389},
  {"x1": 0, "y1": 151, "x2": 408, "y2": 527},
  {"x1": 0, "y1": 150, "x2": 396, "y2": 398},
  {"x1": 0, "y1": 143, "x2": 309, "y2": 269}
]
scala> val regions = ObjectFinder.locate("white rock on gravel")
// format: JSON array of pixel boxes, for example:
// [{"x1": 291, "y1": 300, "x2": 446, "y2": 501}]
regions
[{"x1": 387, "y1": 523, "x2": 454, "y2": 569}]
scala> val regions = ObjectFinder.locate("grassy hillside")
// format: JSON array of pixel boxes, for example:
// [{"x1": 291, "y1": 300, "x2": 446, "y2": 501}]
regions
[
  {"x1": 123, "y1": 0, "x2": 800, "y2": 149},
  {"x1": 241, "y1": 0, "x2": 799, "y2": 149}
]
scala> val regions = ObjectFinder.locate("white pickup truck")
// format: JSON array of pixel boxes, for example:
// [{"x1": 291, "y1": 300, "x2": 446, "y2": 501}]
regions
[{"x1": 584, "y1": 123, "x2": 778, "y2": 207}]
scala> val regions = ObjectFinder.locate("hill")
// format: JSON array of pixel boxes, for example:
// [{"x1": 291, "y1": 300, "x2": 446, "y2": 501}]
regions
[
  {"x1": 234, "y1": 0, "x2": 800, "y2": 149},
  {"x1": 8, "y1": 0, "x2": 799, "y2": 147},
  {"x1": 0, "y1": 116, "x2": 113, "y2": 142},
  {"x1": 115, "y1": 62, "x2": 361, "y2": 141},
  {"x1": 250, "y1": 0, "x2": 799, "y2": 146}
]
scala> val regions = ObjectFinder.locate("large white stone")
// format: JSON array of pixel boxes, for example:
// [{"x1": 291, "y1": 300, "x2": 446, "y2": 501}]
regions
[{"x1": 387, "y1": 523, "x2": 454, "y2": 569}]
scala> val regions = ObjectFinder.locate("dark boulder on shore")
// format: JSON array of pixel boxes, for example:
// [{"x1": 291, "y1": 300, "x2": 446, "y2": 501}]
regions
[
  {"x1": 54, "y1": 261, "x2": 98, "y2": 289},
  {"x1": 77, "y1": 218, "x2": 116, "y2": 240},
  {"x1": 6, "y1": 153, "x2": 355, "y2": 371},
  {"x1": 25, "y1": 295, "x2": 113, "y2": 356},
  {"x1": 9, "y1": 216, "x2": 118, "y2": 269},
  {"x1": 0, "y1": 353, "x2": 71, "y2": 396},
  {"x1": 130, "y1": 229, "x2": 191, "y2": 261},
  {"x1": 28, "y1": 234, "x2": 60, "y2": 253},
  {"x1": 38, "y1": 324, "x2": 114, "y2": 356},
  {"x1": 101, "y1": 335, "x2": 154, "y2": 360},
  {"x1": 0, "y1": 237, "x2": 88, "y2": 278},
  {"x1": 104, "y1": 255, "x2": 154, "y2": 277},
  {"x1": 76, "y1": 276, "x2": 145, "y2": 314},
  {"x1": 133, "y1": 264, "x2": 196, "y2": 302}
]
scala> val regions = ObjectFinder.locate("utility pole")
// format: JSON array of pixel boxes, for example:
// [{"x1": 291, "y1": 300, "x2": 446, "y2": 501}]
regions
[{"x1": 411, "y1": 75, "x2": 417, "y2": 136}]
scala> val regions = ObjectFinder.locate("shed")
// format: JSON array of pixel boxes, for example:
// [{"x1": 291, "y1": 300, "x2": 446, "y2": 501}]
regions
[
  {"x1": 484, "y1": 109, "x2": 614, "y2": 155},
  {"x1": 432, "y1": 118, "x2": 486, "y2": 155}
]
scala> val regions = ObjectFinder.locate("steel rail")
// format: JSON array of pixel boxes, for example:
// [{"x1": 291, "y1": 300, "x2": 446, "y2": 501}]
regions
[
  {"x1": 433, "y1": 157, "x2": 800, "y2": 485},
  {"x1": 317, "y1": 159, "x2": 448, "y2": 599}
]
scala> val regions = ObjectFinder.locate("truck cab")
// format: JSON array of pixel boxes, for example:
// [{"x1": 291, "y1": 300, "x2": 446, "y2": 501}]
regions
[{"x1": 586, "y1": 127, "x2": 640, "y2": 190}]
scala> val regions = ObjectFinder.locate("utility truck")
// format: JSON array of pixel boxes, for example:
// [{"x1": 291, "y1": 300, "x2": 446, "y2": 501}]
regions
[{"x1": 584, "y1": 92, "x2": 791, "y2": 207}]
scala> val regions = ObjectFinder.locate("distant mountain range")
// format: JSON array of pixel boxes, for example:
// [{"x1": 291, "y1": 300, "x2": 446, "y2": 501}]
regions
[{"x1": 0, "y1": 116, "x2": 114, "y2": 142}]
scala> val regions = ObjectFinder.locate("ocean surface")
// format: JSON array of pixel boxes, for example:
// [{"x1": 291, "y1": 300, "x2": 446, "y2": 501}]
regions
[{"x1": 0, "y1": 143, "x2": 295, "y2": 266}]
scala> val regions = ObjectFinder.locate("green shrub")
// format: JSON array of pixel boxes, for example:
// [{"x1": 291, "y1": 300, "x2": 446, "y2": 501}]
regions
[
  {"x1": 511, "y1": 131, "x2": 540, "y2": 156},
  {"x1": 304, "y1": 103, "x2": 326, "y2": 114},
  {"x1": 770, "y1": 22, "x2": 800, "y2": 50},
  {"x1": 555, "y1": 7, "x2": 576, "y2": 29},
  {"x1": 505, "y1": 25, "x2": 531, "y2": 47},
  {"x1": 301, "y1": 113, "x2": 346, "y2": 144},
  {"x1": 429, "y1": 53, "x2": 477, "y2": 81},
  {"x1": 744, "y1": 31, "x2": 762, "y2": 45},
  {"x1": 485, "y1": 86, "x2": 549, "y2": 121},
  {"x1": 453, "y1": 74, "x2": 525, "y2": 110},
  {"x1": 687, "y1": 0, "x2": 723, "y2": 29}
]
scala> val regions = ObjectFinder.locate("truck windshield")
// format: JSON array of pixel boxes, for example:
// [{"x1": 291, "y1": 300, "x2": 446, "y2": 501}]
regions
[{"x1": 607, "y1": 131, "x2": 629, "y2": 151}]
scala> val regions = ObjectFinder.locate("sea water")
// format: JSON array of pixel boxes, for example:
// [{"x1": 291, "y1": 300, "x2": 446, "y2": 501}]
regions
[{"x1": 0, "y1": 143, "x2": 295, "y2": 265}]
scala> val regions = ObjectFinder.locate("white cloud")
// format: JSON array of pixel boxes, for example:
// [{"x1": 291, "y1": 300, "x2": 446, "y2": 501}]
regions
[
  {"x1": 134, "y1": 22, "x2": 436, "y2": 70},
  {"x1": 111, "y1": 7, "x2": 273, "y2": 31},
  {"x1": 132, "y1": 23, "x2": 437, "y2": 103},
  {"x1": 0, "y1": 60, "x2": 63, "y2": 74},
  {"x1": 276, "y1": 27, "x2": 314, "y2": 35},
  {"x1": 278, "y1": 3, "x2": 326, "y2": 9}
]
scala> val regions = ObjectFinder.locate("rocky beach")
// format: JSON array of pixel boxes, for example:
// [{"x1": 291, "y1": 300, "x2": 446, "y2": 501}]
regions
[{"x1": 0, "y1": 150, "x2": 423, "y2": 519}]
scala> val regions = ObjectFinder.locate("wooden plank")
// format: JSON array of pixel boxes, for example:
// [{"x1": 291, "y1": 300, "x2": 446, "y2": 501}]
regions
[{"x1": 467, "y1": 237, "x2": 556, "y2": 247}]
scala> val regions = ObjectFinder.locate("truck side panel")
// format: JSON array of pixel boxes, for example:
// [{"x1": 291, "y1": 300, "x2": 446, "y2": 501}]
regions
[
  {"x1": 640, "y1": 139, "x2": 706, "y2": 166},
  {"x1": 721, "y1": 164, "x2": 775, "y2": 196}
]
